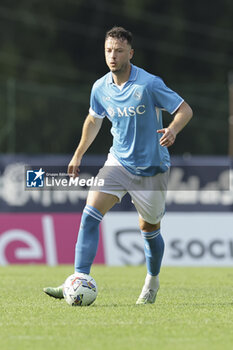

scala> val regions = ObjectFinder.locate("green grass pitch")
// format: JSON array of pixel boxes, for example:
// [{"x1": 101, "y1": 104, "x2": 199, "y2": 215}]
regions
[{"x1": 1, "y1": 265, "x2": 233, "y2": 350}]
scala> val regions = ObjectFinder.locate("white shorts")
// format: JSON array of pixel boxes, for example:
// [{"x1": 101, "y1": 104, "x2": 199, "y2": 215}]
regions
[{"x1": 93, "y1": 153, "x2": 169, "y2": 225}]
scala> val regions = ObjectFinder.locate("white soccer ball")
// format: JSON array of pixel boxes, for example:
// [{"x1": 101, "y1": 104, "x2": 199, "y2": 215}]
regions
[{"x1": 63, "y1": 273, "x2": 98, "y2": 306}]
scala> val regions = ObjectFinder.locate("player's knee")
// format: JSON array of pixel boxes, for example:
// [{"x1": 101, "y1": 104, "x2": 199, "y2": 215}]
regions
[{"x1": 139, "y1": 220, "x2": 160, "y2": 232}]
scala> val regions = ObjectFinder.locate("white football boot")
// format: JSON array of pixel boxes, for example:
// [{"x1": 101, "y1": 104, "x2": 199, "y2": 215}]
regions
[{"x1": 136, "y1": 274, "x2": 160, "y2": 305}]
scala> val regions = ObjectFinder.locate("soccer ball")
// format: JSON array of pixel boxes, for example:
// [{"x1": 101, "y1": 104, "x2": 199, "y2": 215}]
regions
[{"x1": 63, "y1": 273, "x2": 98, "y2": 306}]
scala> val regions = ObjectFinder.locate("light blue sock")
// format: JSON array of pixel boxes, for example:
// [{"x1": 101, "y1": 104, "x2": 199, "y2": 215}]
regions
[
  {"x1": 141, "y1": 229, "x2": 165, "y2": 276},
  {"x1": 75, "y1": 205, "x2": 103, "y2": 274}
]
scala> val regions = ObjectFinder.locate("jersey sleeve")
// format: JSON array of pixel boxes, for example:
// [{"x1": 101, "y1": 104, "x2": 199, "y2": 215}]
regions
[
  {"x1": 89, "y1": 85, "x2": 106, "y2": 119},
  {"x1": 151, "y1": 77, "x2": 184, "y2": 114}
]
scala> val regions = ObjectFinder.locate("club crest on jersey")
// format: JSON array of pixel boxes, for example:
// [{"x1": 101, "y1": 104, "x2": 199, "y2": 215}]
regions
[{"x1": 133, "y1": 90, "x2": 142, "y2": 101}]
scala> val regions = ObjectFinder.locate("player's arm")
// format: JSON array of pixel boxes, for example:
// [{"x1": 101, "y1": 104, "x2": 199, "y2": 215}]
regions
[
  {"x1": 157, "y1": 101, "x2": 193, "y2": 147},
  {"x1": 68, "y1": 114, "x2": 103, "y2": 177}
]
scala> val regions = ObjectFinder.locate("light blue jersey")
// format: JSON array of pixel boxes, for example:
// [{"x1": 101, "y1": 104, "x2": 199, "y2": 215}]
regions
[{"x1": 89, "y1": 64, "x2": 184, "y2": 176}]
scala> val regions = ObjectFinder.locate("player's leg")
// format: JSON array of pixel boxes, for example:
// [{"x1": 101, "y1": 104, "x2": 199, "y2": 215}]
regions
[
  {"x1": 73, "y1": 154, "x2": 128, "y2": 276},
  {"x1": 129, "y1": 172, "x2": 167, "y2": 304},
  {"x1": 74, "y1": 190, "x2": 119, "y2": 274},
  {"x1": 43, "y1": 191, "x2": 118, "y2": 299},
  {"x1": 136, "y1": 218, "x2": 164, "y2": 305}
]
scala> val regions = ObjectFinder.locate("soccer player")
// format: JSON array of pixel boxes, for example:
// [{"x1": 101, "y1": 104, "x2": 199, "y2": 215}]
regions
[{"x1": 44, "y1": 27, "x2": 193, "y2": 304}]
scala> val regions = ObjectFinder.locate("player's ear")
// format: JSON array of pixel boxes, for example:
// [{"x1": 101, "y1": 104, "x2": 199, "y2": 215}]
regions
[{"x1": 129, "y1": 48, "x2": 134, "y2": 60}]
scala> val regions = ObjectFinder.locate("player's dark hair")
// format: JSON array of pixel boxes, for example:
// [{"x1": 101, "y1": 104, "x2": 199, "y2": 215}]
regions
[{"x1": 105, "y1": 26, "x2": 133, "y2": 46}]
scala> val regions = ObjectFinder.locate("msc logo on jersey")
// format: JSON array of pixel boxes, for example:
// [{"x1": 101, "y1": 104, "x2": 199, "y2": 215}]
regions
[
  {"x1": 107, "y1": 105, "x2": 146, "y2": 118},
  {"x1": 26, "y1": 168, "x2": 45, "y2": 188}
]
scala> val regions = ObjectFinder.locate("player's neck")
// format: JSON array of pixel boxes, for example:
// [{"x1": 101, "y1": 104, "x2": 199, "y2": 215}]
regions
[{"x1": 112, "y1": 64, "x2": 131, "y2": 86}]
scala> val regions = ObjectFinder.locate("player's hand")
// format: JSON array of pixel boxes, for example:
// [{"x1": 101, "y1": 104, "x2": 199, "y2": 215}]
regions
[
  {"x1": 67, "y1": 156, "x2": 82, "y2": 178},
  {"x1": 157, "y1": 127, "x2": 176, "y2": 147}
]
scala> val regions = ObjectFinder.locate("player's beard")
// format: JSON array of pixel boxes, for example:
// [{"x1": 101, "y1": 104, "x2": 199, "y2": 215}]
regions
[{"x1": 110, "y1": 61, "x2": 129, "y2": 75}]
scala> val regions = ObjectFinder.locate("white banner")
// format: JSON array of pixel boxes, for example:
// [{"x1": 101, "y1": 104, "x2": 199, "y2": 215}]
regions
[{"x1": 102, "y1": 212, "x2": 233, "y2": 266}]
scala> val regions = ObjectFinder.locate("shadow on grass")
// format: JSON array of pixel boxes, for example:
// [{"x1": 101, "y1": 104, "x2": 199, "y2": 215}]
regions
[{"x1": 91, "y1": 303, "x2": 154, "y2": 308}]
